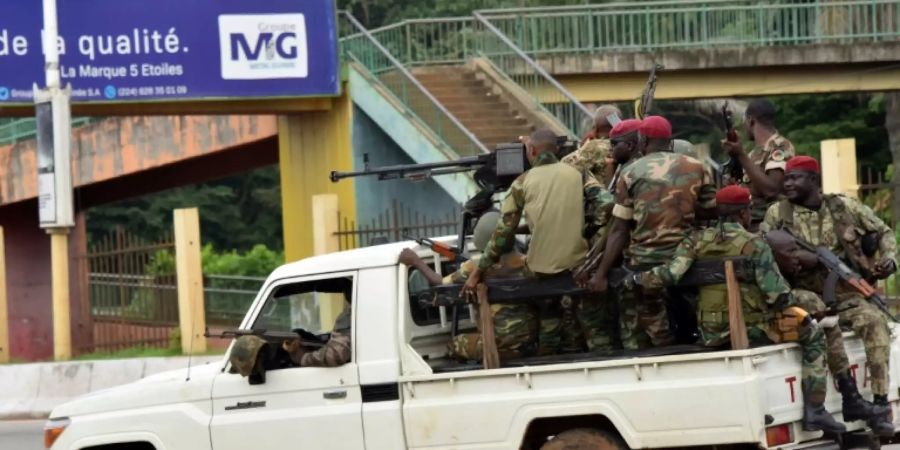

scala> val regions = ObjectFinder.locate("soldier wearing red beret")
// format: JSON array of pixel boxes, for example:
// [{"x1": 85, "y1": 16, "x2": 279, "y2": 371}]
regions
[
  {"x1": 633, "y1": 183, "x2": 845, "y2": 433},
  {"x1": 760, "y1": 155, "x2": 897, "y2": 436},
  {"x1": 588, "y1": 115, "x2": 717, "y2": 349}
]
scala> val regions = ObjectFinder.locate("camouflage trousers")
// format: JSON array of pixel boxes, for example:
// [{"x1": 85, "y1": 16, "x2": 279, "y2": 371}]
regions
[
  {"x1": 447, "y1": 303, "x2": 539, "y2": 361},
  {"x1": 747, "y1": 315, "x2": 829, "y2": 397},
  {"x1": 795, "y1": 289, "x2": 892, "y2": 395},
  {"x1": 616, "y1": 285, "x2": 674, "y2": 350}
]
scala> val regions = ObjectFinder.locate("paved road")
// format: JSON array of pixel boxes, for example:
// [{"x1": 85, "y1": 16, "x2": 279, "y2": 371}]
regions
[
  {"x1": 3, "y1": 419, "x2": 900, "y2": 450},
  {"x1": 0, "y1": 420, "x2": 44, "y2": 450}
]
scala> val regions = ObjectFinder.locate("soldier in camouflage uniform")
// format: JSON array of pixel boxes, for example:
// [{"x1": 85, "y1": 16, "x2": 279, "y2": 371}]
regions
[
  {"x1": 463, "y1": 129, "x2": 616, "y2": 352},
  {"x1": 399, "y1": 211, "x2": 543, "y2": 360},
  {"x1": 562, "y1": 104, "x2": 622, "y2": 187},
  {"x1": 760, "y1": 156, "x2": 896, "y2": 436},
  {"x1": 721, "y1": 98, "x2": 795, "y2": 229},
  {"x1": 634, "y1": 185, "x2": 844, "y2": 433},
  {"x1": 766, "y1": 230, "x2": 892, "y2": 434},
  {"x1": 283, "y1": 299, "x2": 352, "y2": 367},
  {"x1": 589, "y1": 116, "x2": 717, "y2": 349}
]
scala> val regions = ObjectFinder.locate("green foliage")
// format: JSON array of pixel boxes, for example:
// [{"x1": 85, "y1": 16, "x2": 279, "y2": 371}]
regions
[
  {"x1": 86, "y1": 166, "x2": 283, "y2": 253},
  {"x1": 202, "y1": 244, "x2": 284, "y2": 277}
]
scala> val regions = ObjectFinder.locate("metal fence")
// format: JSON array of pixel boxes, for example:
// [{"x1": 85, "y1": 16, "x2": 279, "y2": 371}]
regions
[
  {"x1": 84, "y1": 229, "x2": 178, "y2": 353},
  {"x1": 204, "y1": 274, "x2": 264, "y2": 327},
  {"x1": 480, "y1": 0, "x2": 900, "y2": 55},
  {"x1": 335, "y1": 200, "x2": 458, "y2": 250}
]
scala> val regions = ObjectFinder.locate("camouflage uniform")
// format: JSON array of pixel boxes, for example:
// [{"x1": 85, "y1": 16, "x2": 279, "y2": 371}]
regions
[
  {"x1": 299, "y1": 306, "x2": 352, "y2": 367},
  {"x1": 445, "y1": 253, "x2": 541, "y2": 360},
  {"x1": 561, "y1": 138, "x2": 613, "y2": 187},
  {"x1": 480, "y1": 151, "x2": 615, "y2": 353},
  {"x1": 642, "y1": 222, "x2": 828, "y2": 396},
  {"x1": 741, "y1": 132, "x2": 795, "y2": 223},
  {"x1": 760, "y1": 194, "x2": 896, "y2": 395},
  {"x1": 611, "y1": 151, "x2": 717, "y2": 349}
]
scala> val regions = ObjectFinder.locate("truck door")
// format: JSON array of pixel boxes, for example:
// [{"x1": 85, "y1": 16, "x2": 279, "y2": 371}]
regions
[{"x1": 209, "y1": 271, "x2": 364, "y2": 450}]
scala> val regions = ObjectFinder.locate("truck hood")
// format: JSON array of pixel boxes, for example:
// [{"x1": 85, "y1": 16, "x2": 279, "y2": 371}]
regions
[{"x1": 50, "y1": 361, "x2": 224, "y2": 419}]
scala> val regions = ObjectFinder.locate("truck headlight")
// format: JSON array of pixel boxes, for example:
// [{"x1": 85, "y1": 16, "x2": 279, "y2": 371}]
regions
[{"x1": 43, "y1": 417, "x2": 70, "y2": 449}]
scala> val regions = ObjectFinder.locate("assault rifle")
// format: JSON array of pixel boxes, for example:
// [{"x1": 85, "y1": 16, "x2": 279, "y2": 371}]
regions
[
  {"x1": 331, "y1": 137, "x2": 578, "y2": 259},
  {"x1": 404, "y1": 234, "x2": 467, "y2": 263},
  {"x1": 205, "y1": 328, "x2": 327, "y2": 348},
  {"x1": 788, "y1": 232, "x2": 898, "y2": 322},
  {"x1": 634, "y1": 64, "x2": 663, "y2": 120},
  {"x1": 721, "y1": 103, "x2": 743, "y2": 183}
]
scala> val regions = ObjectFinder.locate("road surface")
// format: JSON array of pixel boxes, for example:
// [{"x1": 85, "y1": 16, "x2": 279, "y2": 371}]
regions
[{"x1": 0, "y1": 420, "x2": 44, "y2": 450}]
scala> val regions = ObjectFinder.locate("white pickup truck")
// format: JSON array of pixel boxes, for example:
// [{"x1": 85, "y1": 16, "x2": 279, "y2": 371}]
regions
[{"x1": 45, "y1": 240, "x2": 900, "y2": 450}]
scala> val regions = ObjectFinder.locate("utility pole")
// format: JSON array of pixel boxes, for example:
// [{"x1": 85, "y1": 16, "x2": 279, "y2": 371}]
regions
[{"x1": 35, "y1": 0, "x2": 74, "y2": 361}]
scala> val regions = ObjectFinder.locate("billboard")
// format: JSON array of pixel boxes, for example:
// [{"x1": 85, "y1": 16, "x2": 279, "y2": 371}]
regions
[{"x1": 0, "y1": 0, "x2": 339, "y2": 104}]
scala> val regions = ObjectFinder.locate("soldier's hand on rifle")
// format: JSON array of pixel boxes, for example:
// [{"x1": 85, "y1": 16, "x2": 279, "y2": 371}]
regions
[
  {"x1": 461, "y1": 268, "x2": 482, "y2": 301},
  {"x1": 872, "y1": 257, "x2": 898, "y2": 280},
  {"x1": 796, "y1": 249, "x2": 819, "y2": 270},
  {"x1": 282, "y1": 338, "x2": 306, "y2": 365},
  {"x1": 588, "y1": 272, "x2": 609, "y2": 293},
  {"x1": 721, "y1": 139, "x2": 744, "y2": 158}
]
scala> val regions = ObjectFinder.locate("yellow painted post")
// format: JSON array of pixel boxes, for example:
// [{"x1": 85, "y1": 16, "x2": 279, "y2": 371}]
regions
[
  {"x1": 49, "y1": 228, "x2": 71, "y2": 360},
  {"x1": 311, "y1": 194, "x2": 345, "y2": 330},
  {"x1": 821, "y1": 138, "x2": 859, "y2": 199},
  {"x1": 0, "y1": 227, "x2": 8, "y2": 363},
  {"x1": 174, "y1": 208, "x2": 207, "y2": 354},
  {"x1": 279, "y1": 87, "x2": 356, "y2": 263}
]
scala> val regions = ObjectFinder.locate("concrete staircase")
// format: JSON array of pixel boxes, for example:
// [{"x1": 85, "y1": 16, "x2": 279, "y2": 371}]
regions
[{"x1": 413, "y1": 66, "x2": 539, "y2": 150}]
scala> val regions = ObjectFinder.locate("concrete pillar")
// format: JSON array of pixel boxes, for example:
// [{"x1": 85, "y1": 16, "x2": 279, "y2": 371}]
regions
[
  {"x1": 49, "y1": 228, "x2": 71, "y2": 361},
  {"x1": 0, "y1": 226, "x2": 8, "y2": 363},
  {"x1": 820, "y1": 138, "x2": 859, "y2": 199},
  {"x1": 311, "y1": 194, "x2": 344, "y2": 330},
  {"x1": 174, "y1": 208, "x2": 206, "y2": 354},
  {"x1": 279, "y1": 86, "x2": 356, "y2": 263}
]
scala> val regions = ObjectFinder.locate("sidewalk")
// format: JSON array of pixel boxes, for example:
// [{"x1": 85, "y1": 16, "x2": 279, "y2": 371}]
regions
[{"x1": 0, "y1": 355, "x2": 222, "y2": 419}]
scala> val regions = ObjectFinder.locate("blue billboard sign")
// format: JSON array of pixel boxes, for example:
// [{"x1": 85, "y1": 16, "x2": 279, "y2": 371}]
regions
[{"x1": 0, "y1": 0, "x2": 339, "y2": 104}]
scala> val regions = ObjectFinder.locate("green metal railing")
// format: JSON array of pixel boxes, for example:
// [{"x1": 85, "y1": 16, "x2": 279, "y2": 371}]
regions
[
  {"x1": 473, "y1": 12, "x2": 592, "y2": 136},
  {"x1": 480, "y1": 0, "x2": 900, "y2": 55},
  {"x1": 0, "y1": 117, "x2": 95, "y2": 145},
  {"x1": 357, "y1": 16, "x2": 590, "y2": 136},
  {"x1": 340, "y1": 12, "x2": 487, "y2": 157}
]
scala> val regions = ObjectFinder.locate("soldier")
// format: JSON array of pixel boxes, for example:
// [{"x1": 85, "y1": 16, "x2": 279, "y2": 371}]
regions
[
  {"x1": 283, "y1": 293, "x2": 352, "y2": 367},
  {"x1": 562, "y1": 104, "x2": 622, "y2": 186},
  {"x1": 760, "y1": 155, "x2": 896, "y2": 436},
  {"x1": 399, "y1": 211, "x2": 543, "y2": 360},
  {"x1": 589, "y1": 116, "x2": 716, "y2": 349},
  {"x1": 462, "y1": 128, "x2": 616, "y2": 351},
  {"x1": 766, "y1": 230, "x2": 892, "y2": 435},
  {"x1": 721, "y1": 98, "x2": 795, "y2": 228},
  {"x1": 634, "y1": 185, "x2": 845, "y2": 433}
]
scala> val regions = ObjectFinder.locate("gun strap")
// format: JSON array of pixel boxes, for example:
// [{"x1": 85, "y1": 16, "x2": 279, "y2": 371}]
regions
[{"x1": 778, "y1": 199, "x2": 793, "y2": 230}]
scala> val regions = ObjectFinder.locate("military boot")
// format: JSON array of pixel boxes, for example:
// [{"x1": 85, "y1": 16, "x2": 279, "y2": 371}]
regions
[
  {"x1": 836, "y1": 371, "x2": 890, "y2": 421},
  {"x1": 868, "y1": 394, "x2": 894, "y2": 437},
  {"x1": 803, "y1": 391, "x2": 847, "y2": 434}
]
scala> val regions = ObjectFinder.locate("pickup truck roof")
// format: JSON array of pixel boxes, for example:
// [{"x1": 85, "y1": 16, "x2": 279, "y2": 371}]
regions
[{"x1": 267, "y1": 239, "x2": 437, "y2": 280}]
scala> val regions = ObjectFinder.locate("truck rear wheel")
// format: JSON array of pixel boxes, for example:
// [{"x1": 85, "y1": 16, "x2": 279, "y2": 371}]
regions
[{"x1": 540, "y1": 428, "x2": 628, "y2": 450}]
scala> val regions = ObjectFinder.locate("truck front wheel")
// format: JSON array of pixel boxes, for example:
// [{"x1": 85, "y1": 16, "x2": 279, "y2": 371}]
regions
[{"x1": 540, "y1": 428, "x2": 628, "y2": 450}]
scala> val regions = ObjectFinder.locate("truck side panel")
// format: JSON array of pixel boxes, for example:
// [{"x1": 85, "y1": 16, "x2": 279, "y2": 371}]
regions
[
  {"x1": 402, "y1": 356, "x2": 765, "y2": 449},
  {"x1": 357, "y1": 266, "x2": 407, "y2": 449}
]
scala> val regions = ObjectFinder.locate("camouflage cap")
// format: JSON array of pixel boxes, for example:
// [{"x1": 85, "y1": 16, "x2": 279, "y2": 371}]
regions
[
  {"x1": 473, "y1": 211, "x2": 501, "y2": 252},
  {"x1": 229, "y1": 335, "x2": 268, "y2": 377}
]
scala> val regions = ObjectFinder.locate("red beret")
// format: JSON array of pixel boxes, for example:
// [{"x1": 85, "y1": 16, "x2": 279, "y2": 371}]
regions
[
  {"x1": 639, "y1": 115, "x2": 672, "y2": 139},
  {"x1": 716, "y1": 185, "x2": 751, "y2": 206},
  {"x1": 784, "y1": 155, "x2": 820, "y2": 174},
  {"x1": 609, "y1": 119, "x2": 642, "y2": 139}
]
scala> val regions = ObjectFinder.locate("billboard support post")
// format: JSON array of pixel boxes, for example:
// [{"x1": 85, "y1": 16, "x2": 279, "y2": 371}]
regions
[{"x1": 37, "y1": 0, "x2": 74, "y2": 360}]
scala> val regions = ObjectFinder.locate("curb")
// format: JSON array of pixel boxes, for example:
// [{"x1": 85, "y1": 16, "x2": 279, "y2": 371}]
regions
[{"x1": 0, "y1": 355, "x2": 222, "y2": 420}]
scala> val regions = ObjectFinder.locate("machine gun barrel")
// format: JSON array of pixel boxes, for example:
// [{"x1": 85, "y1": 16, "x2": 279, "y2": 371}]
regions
[{"x1": 330, "y1": 155, "x2": 484, "y2": 183}]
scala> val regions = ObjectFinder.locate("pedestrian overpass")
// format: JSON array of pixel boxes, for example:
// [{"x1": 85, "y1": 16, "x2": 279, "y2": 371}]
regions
[{"x1": 1, "y1": 0, "x2": 898, "y2": 359}]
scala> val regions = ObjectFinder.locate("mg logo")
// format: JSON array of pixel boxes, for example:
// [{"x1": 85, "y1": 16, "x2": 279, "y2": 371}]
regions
[{"x1": 218, "y1": 14, "x2": 308, "y2": 80}]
